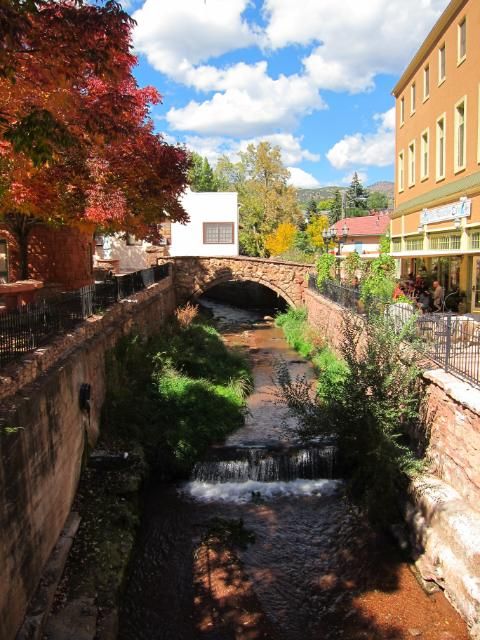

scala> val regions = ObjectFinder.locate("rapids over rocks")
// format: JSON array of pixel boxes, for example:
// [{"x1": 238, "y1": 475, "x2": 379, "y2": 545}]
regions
[{"x1": 119, "y1": 298, "x2": 468, "y2": 640}]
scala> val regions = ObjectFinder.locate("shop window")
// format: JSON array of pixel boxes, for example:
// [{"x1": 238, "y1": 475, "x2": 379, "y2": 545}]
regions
[
  {"x1": 458, "y1": 17, "x2": 466, "y2": 64},
  {"x1": 408, "y1": 140, "x2": 416, "y2": 187},
  {"x1": 0, "y1": 239, "x2": 7, "y2": 282},
  {"x1": 203, "y1": 222, "x2": 234, "y2": 244},
  {"x1": 391, "y1": 238, "x2": 402, "y2": 252},
  {"x1": 398, "y1": 150, "x2": 404, "y2": 192},
  {"x1": 431, "y1": 256, "x2": 461, "y2": 292},
  {"x1": 429, "y1": 234, "x2": 461, "y2": 250},
  {"x1": 423, "y1": 65, "x2": 430, "y2": 100},
  {"x1": 405, "y1": 236, "x2": 423, "y2": 251},
  {"x1": 438, "y1": 44, "x2": 446, "y2": 84},
  {"x1": 454, "y1": 97, "x2": 467, "y2": 173},
  {"x1": 436, "y1": 114, "x2": 446, "y2": 180},
  {"x1": 470, "y1": 232, "x2": 480, "y2": 249},
  {"x1": 421, "y1": 129, "x2": 429, "y2": 180}
]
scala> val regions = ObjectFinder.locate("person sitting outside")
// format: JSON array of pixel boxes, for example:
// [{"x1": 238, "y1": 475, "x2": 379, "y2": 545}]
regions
[
  {"x1": 432, "y1": 280, "x2": 445, "y2": 312},
  {"x1": 393, "y1": 282, "x2": 405, "y2": 300},
  {"x1": 417, "y1": 288, "x2": 432, "y2": 314}
]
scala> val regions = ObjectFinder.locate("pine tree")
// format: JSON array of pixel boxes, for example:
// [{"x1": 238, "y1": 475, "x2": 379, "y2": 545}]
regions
[
  {"x1": 329, "y1": 190, "x2": 343, "y2": 225},
  {"x1": 346, "y1": 172, "x2": 369, "y2": 212}
]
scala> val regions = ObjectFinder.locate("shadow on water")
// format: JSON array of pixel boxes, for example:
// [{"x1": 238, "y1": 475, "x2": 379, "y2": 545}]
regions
[{"x1": 119, "y1": 296, "x2": 469, "y2": 640}]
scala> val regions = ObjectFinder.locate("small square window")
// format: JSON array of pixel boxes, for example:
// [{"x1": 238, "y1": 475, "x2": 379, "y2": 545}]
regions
[{"x1": 203, "y1": 223, "x2": 234, "y2": 244}]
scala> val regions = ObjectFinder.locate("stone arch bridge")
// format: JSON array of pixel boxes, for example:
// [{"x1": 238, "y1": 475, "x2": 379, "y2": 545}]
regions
[{"x1": 158, "y1": 256, "x2": 312, "y2": 307}]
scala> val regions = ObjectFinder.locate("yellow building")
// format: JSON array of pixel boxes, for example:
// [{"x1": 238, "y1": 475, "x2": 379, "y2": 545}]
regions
[{"x1": 391, "y1": 0, "x2": 480, "y2": 312}]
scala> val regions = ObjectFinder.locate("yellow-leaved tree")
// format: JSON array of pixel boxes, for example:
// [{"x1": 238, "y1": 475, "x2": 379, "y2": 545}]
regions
[
  {"x1": 265, "y1": 222, "x2": 297, "y2": 256},
  {"x1": 306, "y1": 214, "x2": 330, "y2": 251}
]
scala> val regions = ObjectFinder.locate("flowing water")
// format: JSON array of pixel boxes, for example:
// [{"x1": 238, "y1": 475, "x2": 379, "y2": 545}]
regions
[{"x1": 119, "y1": 299, "x2": 469, "y2": 640}]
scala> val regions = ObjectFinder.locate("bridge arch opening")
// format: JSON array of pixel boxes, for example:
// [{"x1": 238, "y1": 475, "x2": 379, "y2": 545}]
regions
[{"x1": 195, "y1": 279, "x2": 289, "y2": 313}]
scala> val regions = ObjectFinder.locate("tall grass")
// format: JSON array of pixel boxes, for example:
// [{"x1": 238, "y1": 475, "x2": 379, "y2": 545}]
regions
[{"x1": 103, "y1": 316, "x2": 253, "y2": 475}]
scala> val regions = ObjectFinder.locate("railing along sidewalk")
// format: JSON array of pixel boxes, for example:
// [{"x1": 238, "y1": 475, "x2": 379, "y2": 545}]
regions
[
  {"x1": 0, "y1": 263, "x2": 171, "y2": 367},
  {"x1": 308, "y1": 274, "x2": 480, "y2": 388}
]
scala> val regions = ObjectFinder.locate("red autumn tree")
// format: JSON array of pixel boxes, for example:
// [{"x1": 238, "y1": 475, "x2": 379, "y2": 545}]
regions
[{"x1": 0, "y1": 0, "x2": 189, "y2": 279}]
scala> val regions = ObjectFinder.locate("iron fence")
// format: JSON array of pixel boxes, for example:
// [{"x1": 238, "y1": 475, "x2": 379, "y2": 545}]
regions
[
  {"x1": 0, "y1": 263, "x2": 171, "y2": 367},
  {"x1": 309, "y1": 274, "x2": 480, "y2": 388}
]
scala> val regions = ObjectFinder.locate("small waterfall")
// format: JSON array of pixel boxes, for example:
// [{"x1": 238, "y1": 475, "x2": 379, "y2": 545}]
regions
[{"x1": 191, "y1": 445, "x2": 336, "y2": 484}]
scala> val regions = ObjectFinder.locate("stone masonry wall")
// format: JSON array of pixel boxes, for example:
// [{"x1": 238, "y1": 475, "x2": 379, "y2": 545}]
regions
[
  {"x1": 0, "y1": 276, "x2": 176, "y2": 640},
  {"x1": 304, "y1": 288, "x2": 480, "y2": 509},
  {"x1": 305, "y1": 287, "x2": 480, "y2": 633},
  {"x1": 157, "y1": 256, "x2": 311, "y2": 308}
]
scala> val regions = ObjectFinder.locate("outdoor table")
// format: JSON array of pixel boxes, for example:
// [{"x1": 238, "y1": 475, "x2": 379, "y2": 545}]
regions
[{"x1": 0, "y1": 280, "x2": 44, "y2": 312}]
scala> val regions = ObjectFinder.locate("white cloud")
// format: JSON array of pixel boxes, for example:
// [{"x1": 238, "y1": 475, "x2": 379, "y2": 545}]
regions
[
  {"x1": 341, "y1": 170, "x2": 369, "y2": 185},
  {"x1": 167, "y1": 69, "x2": 324, "y2": 137},
  {"x1": 287, "y1": 167, "x2": 320, "y2": 189},
  {"x1": 133, "y1": 0, "x2": 258, "y2": 78},
  {"x1": 264, "y1": 0, "x2": 449, "y2": 93},
  {"x1": 184, "y1": 133, "x2": 319, "y2": 168},
  {"x1": 326, "y1": 107, "x2": 395, "y2": 170}
]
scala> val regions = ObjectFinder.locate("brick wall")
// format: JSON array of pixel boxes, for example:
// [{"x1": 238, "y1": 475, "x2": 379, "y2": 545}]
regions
[
  {"x1": 0, "y1": 224, "x2": 95, "y2": 290},
  {"x1": 0, "y1": 276, "x2": 176, "y2": 640}
]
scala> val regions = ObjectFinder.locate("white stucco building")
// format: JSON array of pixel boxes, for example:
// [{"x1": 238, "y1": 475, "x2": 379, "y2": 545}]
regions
[
  {"x1": 94, "y1": 190, "x2": 239, "y2": 273},
  {"x1": 170, "y1": 190, "x2": 239, "y2": 257}
]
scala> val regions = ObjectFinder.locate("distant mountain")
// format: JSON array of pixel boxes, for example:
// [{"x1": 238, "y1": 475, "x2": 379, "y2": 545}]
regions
[
  {"x1": 297, "y1": 181, "x2": 394, "y2": 207},
  {"x1": 296, "y1": 186, "x2": 346, "y2": 204},
  {"x1": 368, "y1": 181, "x2": 394, "y2": 197}
]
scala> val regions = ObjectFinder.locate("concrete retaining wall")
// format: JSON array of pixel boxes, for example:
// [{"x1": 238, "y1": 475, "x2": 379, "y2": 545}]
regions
[{"x1": 0, "y1": 277, "x2": 176, "y2": 640}]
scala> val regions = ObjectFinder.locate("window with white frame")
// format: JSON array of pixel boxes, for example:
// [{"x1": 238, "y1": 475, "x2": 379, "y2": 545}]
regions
[
  {"x1": 458, "y1": 17, "x2": 466, "y2": 63},
  {"x1": 203, "y1": 222, "x2": 234, "y2": 244},
  {"x1": 436, "y1": 114, "x2": 446, "y2": 180},
  {"x1": 438, "y1": 44, "x2": 446, "y2": 83},
  {"x1": 398, "y1": 150, "x2": 404, "y2": 192},
  {"x1": 408, "y1": 141, "x2": 416, "y2": 187},
  {"x1": 400, "y1": 97, "x2": 405, "y2": 125},
  {"x1": 454, "y1": 97, "x2": 467, "y2": 172},
  {"x1": 424, "y1": 65, "x2": 430, "y2": 100},
  {"x1": 410, "y1": 82, "x2": 416, "y2": 114},
  {"x1": 421, "y1": 129, "x2": 429, "y2": 180}
]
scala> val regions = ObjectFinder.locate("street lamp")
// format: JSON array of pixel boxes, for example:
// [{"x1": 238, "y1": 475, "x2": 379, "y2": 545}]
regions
[{"x1": 323, "y1": 223, "x2": 349, "y2": 256}]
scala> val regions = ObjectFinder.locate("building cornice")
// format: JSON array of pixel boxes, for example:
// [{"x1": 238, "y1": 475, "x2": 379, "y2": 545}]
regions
[
  {"x1": 391, "y1": 170, "x2": 480, "y2": 218},
  {"x1": 392, "y1": 0, "x2": 467, "y2": 97}
]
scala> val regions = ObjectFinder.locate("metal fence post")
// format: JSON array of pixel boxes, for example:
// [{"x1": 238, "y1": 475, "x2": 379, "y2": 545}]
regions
[{"x1": 445, "y1": 313, "x2": 452, "y2": 373}]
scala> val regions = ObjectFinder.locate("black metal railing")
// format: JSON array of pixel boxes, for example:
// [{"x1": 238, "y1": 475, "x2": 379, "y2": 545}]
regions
[
  {"x1": 0, "y1": 263, "x2": 171, "y2": 367},
  {"x1": 309, "y1": 274, "x2": 480, "y2": 388}
]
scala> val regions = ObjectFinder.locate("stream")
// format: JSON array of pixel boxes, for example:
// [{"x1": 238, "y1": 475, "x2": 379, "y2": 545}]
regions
[{"x1": 119, "y1": 300, "x2": 468, "y2": 640}]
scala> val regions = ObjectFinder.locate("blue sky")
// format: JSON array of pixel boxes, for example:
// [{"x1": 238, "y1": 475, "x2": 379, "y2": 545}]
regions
[{"x1": 126, "y1": 0, "x2": 449, "y2": 189}]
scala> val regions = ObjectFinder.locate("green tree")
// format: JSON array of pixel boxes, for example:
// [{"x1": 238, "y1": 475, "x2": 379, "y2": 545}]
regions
[
  {"x1": 346, "y1": 172, "x2": 369, "y2": 214},
  {"x1": 305, "y1": 198, "x2": 318, "y2": 218},
  {"x1": 218, "y1": 142, "x2": 301, "y2": 257},
  {"x1": 317, "y1": 198, "x2": 334, "y2": 213},
  {"x1": 367, "y1": 190, "x2": 389, "y2": 210},
  {"x1": 329, "y1": 189, "x2": 343, "y2": 225},
  {"x1": 188, "y1": 152, "x2": 219, "y2": 192}
]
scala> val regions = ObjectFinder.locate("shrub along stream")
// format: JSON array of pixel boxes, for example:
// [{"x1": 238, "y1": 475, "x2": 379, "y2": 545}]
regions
[{"x1": 275, "y1": 306, "x2": 423, "y2": 524}]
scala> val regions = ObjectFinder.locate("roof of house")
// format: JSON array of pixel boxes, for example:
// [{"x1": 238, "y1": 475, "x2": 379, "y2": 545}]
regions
[{"x1": 331, "y1": 213, "x2": 390, "y2": 237}]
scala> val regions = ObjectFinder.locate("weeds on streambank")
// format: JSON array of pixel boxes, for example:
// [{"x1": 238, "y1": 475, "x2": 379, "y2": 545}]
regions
[
  {"x1": 275, "y1": 307, "x2": 423, "y2": 524},
  {"x1": 102, "y1": 308, "x2": 253, "y2": 475}
]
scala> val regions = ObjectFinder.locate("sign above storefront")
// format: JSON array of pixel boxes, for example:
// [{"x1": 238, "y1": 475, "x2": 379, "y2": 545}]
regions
[{"x1": 421, "y1": 198, "x2": 471, "y2": 225}]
